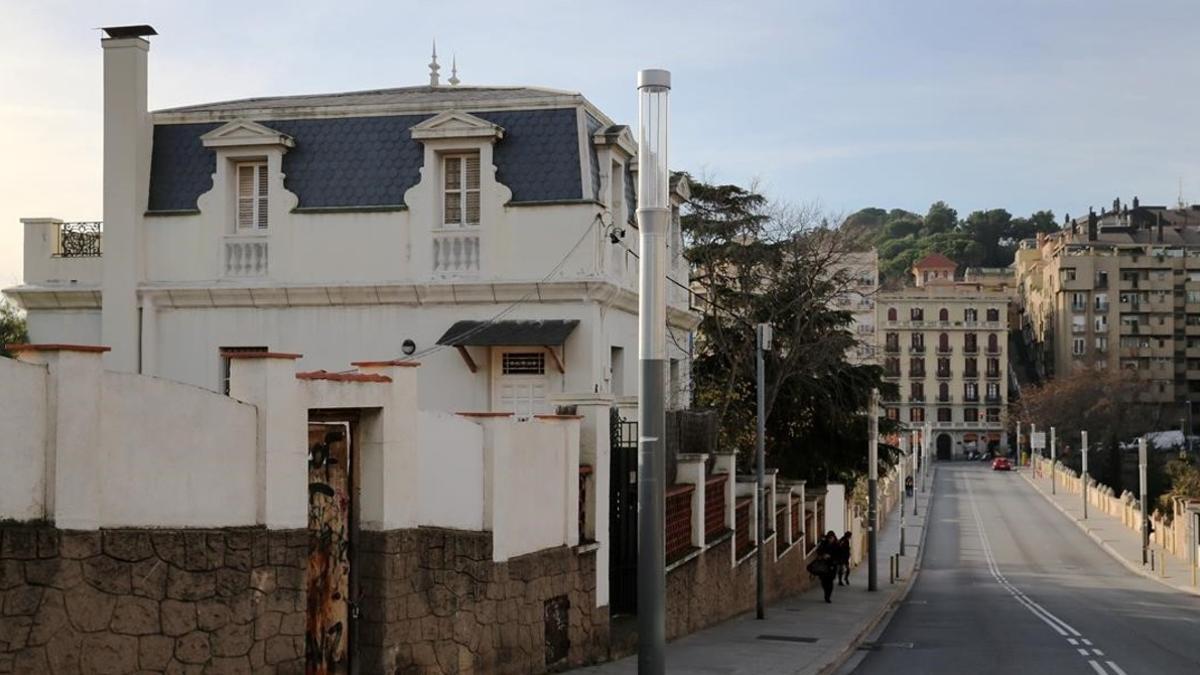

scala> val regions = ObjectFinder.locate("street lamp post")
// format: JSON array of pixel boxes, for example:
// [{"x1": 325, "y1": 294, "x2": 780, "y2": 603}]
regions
[
  {"x1": 1139, "y1": 436, "x2": 1149, "y2": 566},
  {"x1": 911, "y1": 430, "x2": 919, "y2": 516},
  {"x1": 1050, "y1": 426, "x2": 1057, "y2": 495},
  {"x1": 899, "y1": 434, "x2": 907, "y2": 556},
  {"x1": 635, "y1": 67, "x2": 670, "y2": 675},
  {"x1": 755, "y1": 323, "x2": 772, "y2": 620},
  {"x1": 868, "y1": 389, "x2": 879, "y2": 592},
  {"x1": 1081, "y1": 430, "x2": 1089, "y2": 520}
]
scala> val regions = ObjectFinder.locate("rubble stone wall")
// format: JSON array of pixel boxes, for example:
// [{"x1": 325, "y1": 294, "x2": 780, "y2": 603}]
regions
[
  {"x1": 0, "y1": 526, "x2": 608, "y2": 675},
  {"x1": 665, "y1": 534, "x2": 815, "y2": 641},
  {"x1": 0, "y1": 526, "x2": 307, "y2": 675},
  {"x1": 358, "y1": 528, "x2": 608, "y2": 675}
]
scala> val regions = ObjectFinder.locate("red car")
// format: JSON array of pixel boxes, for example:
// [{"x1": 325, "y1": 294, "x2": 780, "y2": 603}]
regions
[{"x1": 992, "y1": 457, "x2": 1012, "y2": 471}]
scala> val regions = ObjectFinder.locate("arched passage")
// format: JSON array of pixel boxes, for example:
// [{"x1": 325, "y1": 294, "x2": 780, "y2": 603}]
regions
[{"x1": 937, "y1": 433, "x2": 953, "y2": 461}]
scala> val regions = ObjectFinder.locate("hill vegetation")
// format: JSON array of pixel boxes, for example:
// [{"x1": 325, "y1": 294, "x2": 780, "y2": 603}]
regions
[{"x1": 843, "y1": 202, "x2": 1060, "y2": 283}]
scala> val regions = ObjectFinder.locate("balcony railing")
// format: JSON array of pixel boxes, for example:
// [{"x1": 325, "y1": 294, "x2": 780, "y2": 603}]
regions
[
  {"x1": 936, "y1": 370, "x2": 952, "y2": 378},
  {"x1": 937, "y1": 346, "x2": 952, "y2": 354},
  {"x1": 964, "y1": 345, "x2": 979, "y2": 354},
  {"x1": 885, "y1": 344, "x2": 900, "y2": 354},
  {"x1": 54, "y1": 221, "x2": 103, "y2": 258},
  {"x1": 224, "y1": 235, "x2": 269, "y2": 277},
  {"x1": 909, "y1": 344, "x2": 926, "y2": 354},
  {"x1": 433, "y1": 228, "x2": 480, "y2": 275}
]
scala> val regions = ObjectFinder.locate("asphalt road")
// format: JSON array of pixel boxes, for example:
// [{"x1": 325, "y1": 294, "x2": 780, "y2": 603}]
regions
[{"x1": 849, "y1": 463, "x2": 1200, "y2": 675}]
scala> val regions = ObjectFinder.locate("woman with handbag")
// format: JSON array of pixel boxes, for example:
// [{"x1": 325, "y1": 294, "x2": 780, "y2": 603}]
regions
[{"x1": 809, "y1": 531, "x2": 840, "y2": 603}]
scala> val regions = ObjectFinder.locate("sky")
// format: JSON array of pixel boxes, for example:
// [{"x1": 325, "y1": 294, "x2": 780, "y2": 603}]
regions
[{"x1": 4, "y1": 0, "x2": 1200, "y2": 286}]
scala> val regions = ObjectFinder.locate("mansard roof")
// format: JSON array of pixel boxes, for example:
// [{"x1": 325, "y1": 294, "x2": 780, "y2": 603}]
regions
[{"x1": 147, "y1": 107, "x2": 586, "y2": 212}]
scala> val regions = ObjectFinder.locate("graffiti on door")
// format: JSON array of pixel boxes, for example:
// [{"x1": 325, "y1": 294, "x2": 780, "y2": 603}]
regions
[{"x1": 306, "y1": 423, "x2": 351, "y2": 674}]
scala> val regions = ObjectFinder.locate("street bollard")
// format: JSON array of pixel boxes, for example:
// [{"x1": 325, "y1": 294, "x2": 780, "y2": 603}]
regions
[
  {"x1": 1161, "y1": 550, "x2": 1167, "y2": 578},
  {"x1": 1150, "y1": 549, "x2": 1156, "y2": 572}
]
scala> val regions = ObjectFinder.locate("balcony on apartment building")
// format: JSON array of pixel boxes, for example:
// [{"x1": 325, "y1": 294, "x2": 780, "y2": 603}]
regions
[
  {"x1": 963, "y1": 344, "x2": 979, "y2": 354},
  {"x1": 936, "y1": 368, "x2": 952, "y2": 379},
  {"x1": 909, "y1": 344, "x2": 926, "y2": 354}
]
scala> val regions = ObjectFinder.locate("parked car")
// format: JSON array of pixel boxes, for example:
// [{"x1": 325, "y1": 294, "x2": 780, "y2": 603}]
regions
[{"x1": 992, "y1": 457, "x2": 1012, "y2": 471}]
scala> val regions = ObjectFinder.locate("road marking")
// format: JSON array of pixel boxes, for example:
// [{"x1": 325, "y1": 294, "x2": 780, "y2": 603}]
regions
[{"x1": 965, "y1": 476, "x2": 1127, "y2": 675}]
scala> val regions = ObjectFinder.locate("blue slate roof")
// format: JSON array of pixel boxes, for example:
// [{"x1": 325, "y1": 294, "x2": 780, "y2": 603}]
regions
[
  {"x1": 585, "y1": 113, "x2": 603, "y2": 201},
  {"x1": 147, "y1": 107, "x2": 585, "y2": 212}
]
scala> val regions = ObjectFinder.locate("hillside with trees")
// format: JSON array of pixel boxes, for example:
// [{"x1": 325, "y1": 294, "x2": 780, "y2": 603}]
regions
[{"x1": 843, "y1": 202, "x2": 1059, "y2": 284}]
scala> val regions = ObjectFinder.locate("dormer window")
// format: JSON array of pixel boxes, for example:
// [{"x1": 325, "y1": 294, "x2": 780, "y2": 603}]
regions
[
  {"x1": 236, "y1": 162, "x2": 269, "y2": 230},
  {"x1": 443, "y1": 153, "x2": 481, "y2": 227}
]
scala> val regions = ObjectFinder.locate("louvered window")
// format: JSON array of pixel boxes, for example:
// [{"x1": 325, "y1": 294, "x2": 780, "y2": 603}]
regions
[
  {"x1": 236, "y1": 162, "x2": 269, "y2": 229},
  {"x1": 443, "y1": 153, "x2": 481, "y2": 227}
]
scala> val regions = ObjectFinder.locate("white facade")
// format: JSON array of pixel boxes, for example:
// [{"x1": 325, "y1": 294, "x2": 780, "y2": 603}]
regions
[{"x1": 7, "y1": 32, "x2": 698, "y2": 418}]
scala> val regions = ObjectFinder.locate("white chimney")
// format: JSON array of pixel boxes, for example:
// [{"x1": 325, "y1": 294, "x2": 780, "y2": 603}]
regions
[{"x1": 100, "y1": 25, "x2": 155, "y2": 373}]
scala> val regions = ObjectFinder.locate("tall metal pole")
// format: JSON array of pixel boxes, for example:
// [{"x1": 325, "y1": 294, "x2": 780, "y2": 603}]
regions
[
  {"x1": 899, "y1": 434, "x2": 907, "y2": 555},
  {"x1": 1031, "y1": 423, "x2": 1037, "y2": 466},
  {"x1": 1081, "y1": 430, "x2": 1089, "y2": 520},
  {"x1": 1139, "y1": 436, "x2": 1149, "y2": 566},
  {"x1": 868, "y1": 389, "x2": 879, "y2": 592},
  {"x1": 755, "y1": 323, "x2": 771, "y2": 619},
  {"x1": 635, "y1": 68, "x2": 670, "y2": 675},
  {"x1": 1050, "y1": 426, "x2": 1057, "y2": 495},
  {"x1": 911, "y1": 430, "x2": 919, "y2": 516},
  {"x1": 1189, "y1": 399, "x2": 1194, "y2": 456},
  {"x1": 1016, "y1": 420, "x2": 1022, "y2": 465}
]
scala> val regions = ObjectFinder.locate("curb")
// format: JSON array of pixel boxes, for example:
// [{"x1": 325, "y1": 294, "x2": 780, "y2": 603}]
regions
[
  {"x1": 1019, "y1": 469, "x2": 1200, "y2": 599},
  {"x1": 818, "y1": 466, "x2": 938, "y2": 675}
]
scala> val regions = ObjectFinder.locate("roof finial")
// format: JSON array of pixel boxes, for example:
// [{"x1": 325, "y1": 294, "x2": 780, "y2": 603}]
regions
[
  {"x1": 449, "y1": 54, "x2": 460, "y2": 86},
  {"x1": 429, "y1": 40, "x2": 441, "y2": 87}
]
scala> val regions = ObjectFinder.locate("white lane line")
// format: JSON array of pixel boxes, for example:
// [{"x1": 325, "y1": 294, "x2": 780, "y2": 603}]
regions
[{"x1": 965, "y1": 476, "x2": 1128, "y2": 675}]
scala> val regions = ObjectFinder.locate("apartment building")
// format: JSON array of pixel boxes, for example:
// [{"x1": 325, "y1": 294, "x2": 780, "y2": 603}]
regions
[
  {"x1": 878, "y1": 253, "x2": 1010, "y2": 459},
  {"x1": 1016, "y1": 198, "x2": 1200, "y2": 420},
  {"x1": 831, "y1": 249, "x2": 880, "y2": 363}
]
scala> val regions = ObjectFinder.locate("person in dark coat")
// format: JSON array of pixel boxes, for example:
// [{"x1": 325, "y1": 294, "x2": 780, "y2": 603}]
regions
[
  {"x1": 836, "y1": 531, "x2": 853, "y2": 586},
  {"x1": 814, "y1": 531, "x2": 840, "y2": 603}
]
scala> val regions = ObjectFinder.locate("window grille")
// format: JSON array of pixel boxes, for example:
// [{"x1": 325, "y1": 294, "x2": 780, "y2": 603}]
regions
[{"x1": 502, "y1": 352, "x2": 545, "y2": 375}]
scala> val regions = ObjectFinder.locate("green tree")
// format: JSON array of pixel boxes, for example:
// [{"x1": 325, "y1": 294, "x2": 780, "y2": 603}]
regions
[
  {"x1": 962, "y1": 209, "x2": 1014, "y2": 267},
  {"x1": 684, "y1": 178, "x2": 898, "y2": 483},
  {"x1": 923, "y1": 201, "x2": 958, "y2": 235},
  {"x1": 883, "y1": 217, "x2": 923, "y2": 240},
  {"x1": 0, "y1": 299, "x2": 28, "y2": 358}
]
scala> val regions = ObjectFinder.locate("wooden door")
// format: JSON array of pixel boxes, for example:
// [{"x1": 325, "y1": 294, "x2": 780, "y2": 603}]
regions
[{"x1": 306, "y1": 423, "x2": 352, "y2": 674}]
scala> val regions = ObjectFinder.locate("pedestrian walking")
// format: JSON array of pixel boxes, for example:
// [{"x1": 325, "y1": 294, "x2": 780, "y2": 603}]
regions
[
  {"x1": 836, "y1": 531, "x2": 853, "y2": 586},
  {"x1": 809, "y1": 531, "x2": 840, "y2": 603}
]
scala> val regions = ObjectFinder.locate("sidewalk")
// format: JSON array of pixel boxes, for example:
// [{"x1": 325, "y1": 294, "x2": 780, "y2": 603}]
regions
[
  {"x1": 1020, "y1": 465, "x2": 1200, "y2": 596},
  {"x1": 571, "y1": 474, "x2": 933, "y2": 675}
]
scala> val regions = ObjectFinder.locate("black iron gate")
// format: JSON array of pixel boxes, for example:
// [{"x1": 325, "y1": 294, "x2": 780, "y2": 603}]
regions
[{"x1": 609, "y1": 409, "x2": 639, "y2": 616}]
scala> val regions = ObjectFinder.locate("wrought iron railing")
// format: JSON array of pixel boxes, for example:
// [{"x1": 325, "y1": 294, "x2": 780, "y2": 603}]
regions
[{"x1": 55, "y1": 221, "x2": 103, "y2": 257}]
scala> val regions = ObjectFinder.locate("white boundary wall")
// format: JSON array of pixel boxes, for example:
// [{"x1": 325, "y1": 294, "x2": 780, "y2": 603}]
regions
[
  {"x1": 2, "y1": 347, "x2": 582, "y2": 563},
  {"x1": 0, "y1": 358, "x2": 48, "y2": 521}
]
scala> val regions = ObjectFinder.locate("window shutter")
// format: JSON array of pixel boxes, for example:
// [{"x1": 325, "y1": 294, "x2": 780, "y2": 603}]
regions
[
  {"x1": 465, "y1": 156, "x2": 481, "y2": 225},
  {"x1": 256, "y1": 164, "x2": 269, "y2": 229},
  {"x1": 237, "y1": 165, "x2": 254, "y2": 229}
]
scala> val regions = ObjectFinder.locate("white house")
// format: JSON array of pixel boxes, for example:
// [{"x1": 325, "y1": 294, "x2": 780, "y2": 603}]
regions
[{"x1": 6, "y1": 26, "x2": 698, "y2": 416}]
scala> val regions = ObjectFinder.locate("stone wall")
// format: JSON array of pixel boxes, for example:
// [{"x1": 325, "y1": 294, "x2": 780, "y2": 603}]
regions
[
  {"x1": 0, "y1": 526, "x2": 307, "y2": 674},
  {"x1": 665, "y1": 534, "x2": 815, "y2": 641},
  {"x1": 358, "y1": 528, "x2": 608, "y2": 675}
]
